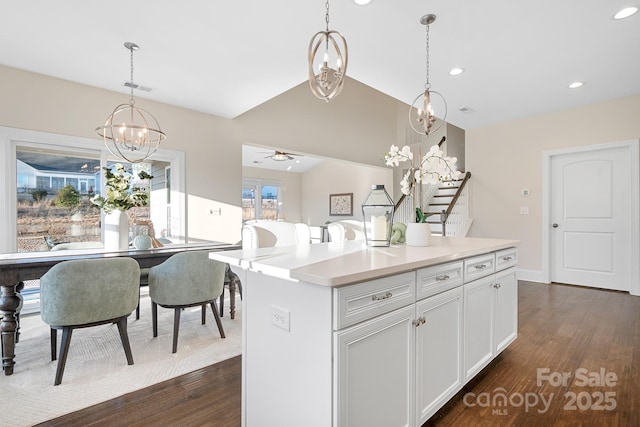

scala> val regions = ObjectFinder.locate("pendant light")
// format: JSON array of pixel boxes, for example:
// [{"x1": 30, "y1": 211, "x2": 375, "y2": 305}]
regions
[
  {"x1": 409, "y1": 14, "x2": 447, "y2": 136},
  {"x1": 308, "y1": 0, "x2": 349, "y2": 101},
  {"x1": 96, "y1": 42, "x2": 166, "y2": 163}
]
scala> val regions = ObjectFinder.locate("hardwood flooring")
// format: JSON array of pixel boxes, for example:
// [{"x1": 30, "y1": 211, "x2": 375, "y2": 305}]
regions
[{"x1": 39, "y1": 281, "x2": 640, "y2": 427}]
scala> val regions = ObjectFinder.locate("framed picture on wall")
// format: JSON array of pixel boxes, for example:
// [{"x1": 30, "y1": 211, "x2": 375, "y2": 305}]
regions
[{"x1": 329, "y1": 193, "x2": 353, "y2": 216}]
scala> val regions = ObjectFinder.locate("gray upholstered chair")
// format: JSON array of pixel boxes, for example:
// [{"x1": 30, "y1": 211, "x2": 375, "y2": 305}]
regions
[
  {"x1": 148, "y1": 250, "x2": 226, "y2": 353},
  {"x1": 39, "y1": 258, "x2": 140, "y2": 385}
]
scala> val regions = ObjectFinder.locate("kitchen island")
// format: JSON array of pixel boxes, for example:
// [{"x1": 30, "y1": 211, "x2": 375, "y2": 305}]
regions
[{"x1": 210, "y1": 236, "x2": 519, "y2": 427}]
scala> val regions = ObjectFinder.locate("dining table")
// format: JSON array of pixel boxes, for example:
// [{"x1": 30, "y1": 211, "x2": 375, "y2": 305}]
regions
[{"x1": 0, "y1": 241, "x2": 240, "y2": 376}]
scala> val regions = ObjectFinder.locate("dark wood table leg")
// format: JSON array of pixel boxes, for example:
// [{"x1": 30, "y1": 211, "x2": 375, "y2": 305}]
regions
[
  {"x1": 229, "y1": 280, "x2": 236, "y2": 320},
  {"x1": 1, "y1": 281, "x2": 22, "y2": 375}
]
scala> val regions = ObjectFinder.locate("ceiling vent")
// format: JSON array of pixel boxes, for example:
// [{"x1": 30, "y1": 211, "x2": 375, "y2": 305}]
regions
[
  {"x1": 123, "y1": 81, "x2": 153, "y2": 92},
  {"x1": 459, "y1": 106, "x2": 475, "y2": 114}
]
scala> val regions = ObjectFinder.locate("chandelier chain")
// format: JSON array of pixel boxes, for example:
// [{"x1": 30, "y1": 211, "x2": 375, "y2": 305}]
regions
[
  {"x1": 425, "y1": 22, "x2": 431, "y2": 90},
  {"x1": 129, "y1": 46, "x2": 135, "y2": 106},
  {"x1": 325, "y1": 0, "x2": 330, "y2": 31}
]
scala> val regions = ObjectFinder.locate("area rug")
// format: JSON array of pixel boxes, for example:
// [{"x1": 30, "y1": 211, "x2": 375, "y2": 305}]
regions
[{"x1": 0, "y1": 290, "x2": 242, "y2": 427}]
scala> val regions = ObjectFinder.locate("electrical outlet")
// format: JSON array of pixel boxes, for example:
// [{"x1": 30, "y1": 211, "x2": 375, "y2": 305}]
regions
[
  {"x1": 271, "y1": 305, "x2": 290, "y2": 331},
  {"x1": 520, "y1": 206, "x2": 529, "y2": 215}
]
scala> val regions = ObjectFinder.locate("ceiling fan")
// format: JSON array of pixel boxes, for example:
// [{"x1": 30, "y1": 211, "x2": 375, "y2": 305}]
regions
[{"x1": 263, "y1": 151, "x2": 303, "y2": 161}]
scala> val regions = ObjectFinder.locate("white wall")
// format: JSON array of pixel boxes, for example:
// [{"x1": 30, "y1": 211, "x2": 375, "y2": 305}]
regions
[{"x1": 466, "y1": 94, "x2": 640, "y2": 278}]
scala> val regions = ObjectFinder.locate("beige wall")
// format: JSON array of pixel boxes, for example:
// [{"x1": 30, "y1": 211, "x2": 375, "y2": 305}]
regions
[
  {"x1": 235, "y1": 77, "x2": 401, "y2": 168},
  {"x1": 301, "y1": 160, "x2": 393, "y2": 226},
  {"x1": 466, "y1": 94, "x2": 640, "y2": 276},
  {"x1": 1, "y1": 66, "x2": 403, "y2": 244},
  {"x1": 0, "y1": 65, "x2": 243, "y2": 243},
  {"x1": 8, "y1": 63, "x2": 636, "y2": 266}
]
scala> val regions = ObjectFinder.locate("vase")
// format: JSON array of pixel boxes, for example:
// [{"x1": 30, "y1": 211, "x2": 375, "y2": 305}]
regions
[
  {"x1": 405, "y1": 222, "x2": 431, "y2": 247},
  {"x1": 133, "y1": 233, "x2": 153, "y2": 250},
  {"x1": 104, "y1": 209, "x2": 130, "y2": 251}
]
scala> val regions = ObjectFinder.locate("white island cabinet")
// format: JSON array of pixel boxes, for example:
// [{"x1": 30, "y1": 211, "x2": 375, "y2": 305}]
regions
[{"x1": 210, "y1": 236, "x2": 519, "y2": 427}]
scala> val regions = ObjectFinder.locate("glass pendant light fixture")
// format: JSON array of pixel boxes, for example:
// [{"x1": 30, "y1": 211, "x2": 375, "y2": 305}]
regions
[
  {"x1": 308, "y1": 0, "x2": 349, "y2": 101},
  {"x1": 96, "y1": 42, "x2": 166, "y2": 163},
  {"x1": 409, "y1": 14, "x2": 447, "y2": 137}
]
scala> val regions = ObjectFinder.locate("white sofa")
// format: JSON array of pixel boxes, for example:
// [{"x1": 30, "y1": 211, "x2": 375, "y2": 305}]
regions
[{"x1": 242, "y1": 221, "x2": 311, "y2": 249}]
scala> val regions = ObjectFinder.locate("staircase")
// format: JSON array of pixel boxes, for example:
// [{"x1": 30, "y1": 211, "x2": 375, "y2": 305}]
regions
[
  {"x1": 425, "y1": 172, "x2": 471, "y2": 236},
  {"x1": 394, "y1": 171, "x2": 472, "y2": 237}
]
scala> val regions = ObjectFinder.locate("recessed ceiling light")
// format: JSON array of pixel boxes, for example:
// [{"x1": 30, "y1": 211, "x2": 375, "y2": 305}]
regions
[
  {"x1": 568, "y1": 82, "x2": 584, "y2": 89},
  {"x1": 353, "y1": 0, "x2": 372, "y2": 5},
  {"x1": 449, "y1": 67, "x2": 464, "y2": 76},
  {"x1": 614, "y1": 6, "x2": 638, "y2": 19}
]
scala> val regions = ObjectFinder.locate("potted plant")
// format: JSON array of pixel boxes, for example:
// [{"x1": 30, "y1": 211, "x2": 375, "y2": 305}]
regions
[
  {"x1": 91, "y1": 163, "x2": 152, "y2": 250},
  {"x1": 385, "y1": 144, "x2": 460, "y2": 246}
]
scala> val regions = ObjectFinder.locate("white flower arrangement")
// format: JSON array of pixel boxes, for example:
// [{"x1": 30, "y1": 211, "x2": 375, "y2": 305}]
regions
[
  {"x1": 385, "y1": 144, "x2": 461, "y2": 224},
  {"x1": 385, "y1": 144, "x2": 461, "y2": 197}
]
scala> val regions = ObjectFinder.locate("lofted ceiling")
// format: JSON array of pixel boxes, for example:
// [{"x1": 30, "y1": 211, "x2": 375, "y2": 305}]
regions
[{"x1": 0, "y1": 1, "x2": 638, "y2": 130}]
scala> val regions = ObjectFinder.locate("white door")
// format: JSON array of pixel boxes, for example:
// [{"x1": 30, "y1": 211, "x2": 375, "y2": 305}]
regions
[{"x1": 550, "y1": 145, "x2": 630, "y2": 291}]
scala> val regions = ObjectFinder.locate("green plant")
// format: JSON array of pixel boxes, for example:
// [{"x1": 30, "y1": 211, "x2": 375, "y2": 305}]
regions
[
  {"x1": 90, "y1": 163, "x2": 153, "y2": 213},
  {"x1": 415, "y1": 207, "x2": 433, "y2": 223},
  {"x1": 53, "y1": 185, "x2": 80, "y2": 208},
  {"x1": 31, "y1": 189, "x2": 48, "y2": 202}
]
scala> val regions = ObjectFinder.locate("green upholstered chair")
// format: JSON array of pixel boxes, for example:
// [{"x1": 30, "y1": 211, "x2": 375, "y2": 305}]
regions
[
  {"x1": 148, "y1": 250, "x2": 226, "y2": 353},
  {"x1": 39, "y1": 258, "x2": 140, "y2": 385}
]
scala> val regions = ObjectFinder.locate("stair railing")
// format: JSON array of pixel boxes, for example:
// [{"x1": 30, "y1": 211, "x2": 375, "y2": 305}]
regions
[{"x1": 440, "y1": 171, "x2": 471, "y2": 236}]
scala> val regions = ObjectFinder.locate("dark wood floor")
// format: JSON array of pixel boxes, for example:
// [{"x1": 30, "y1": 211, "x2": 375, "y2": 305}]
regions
[{"x1": 40, "y1": 281, "x2": 640, "y2": 427}]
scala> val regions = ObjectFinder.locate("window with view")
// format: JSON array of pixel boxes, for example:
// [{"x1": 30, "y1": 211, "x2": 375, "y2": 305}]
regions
[
  {"x1": 15, "y1": 149, "x2": 156, "y2": 252},
  {"x1": 242, "y1": 179, "x2": 281, "y2": 221}
]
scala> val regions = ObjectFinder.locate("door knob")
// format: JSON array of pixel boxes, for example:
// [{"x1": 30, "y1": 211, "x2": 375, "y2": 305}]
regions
[{"x1": 552, "y1": 223, "x2": 558, "y2": 228}]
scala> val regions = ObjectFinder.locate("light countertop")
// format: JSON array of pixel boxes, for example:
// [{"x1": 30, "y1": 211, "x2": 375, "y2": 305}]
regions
[{"x1": 210, "y1": 236, "x2": 519, "y2": 287}]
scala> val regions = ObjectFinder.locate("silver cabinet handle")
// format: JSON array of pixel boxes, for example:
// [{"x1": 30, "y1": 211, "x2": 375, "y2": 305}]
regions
[
  {"x1": 412, "y1": 316, "x2": 426, "y2": 327},
  {"x1": 493, "y1": 283, "x2": 501, "y2": 289},
  {"x1": 372, "y1": 292, "x2": 392, "y2": 301},
  {"x1": 474, "y1": 264, "x2": 487, "y2": 270},
  {"x1": 502, "y1": 256, "x2": 513, "y2": 261},
  {"x1": 435, "y1": 274, "x2": 450, "y2": 281}
]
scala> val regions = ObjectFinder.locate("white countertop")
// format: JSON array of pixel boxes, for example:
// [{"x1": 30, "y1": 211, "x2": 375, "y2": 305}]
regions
[{"x1": 210, "y1": 236, "x2": 519, "y2": 287}]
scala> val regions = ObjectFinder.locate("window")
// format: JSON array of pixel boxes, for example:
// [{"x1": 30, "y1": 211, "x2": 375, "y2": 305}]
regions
[
  {"x1": 0, "y1": 126, "x2": 186, "y2": 255},
  {"x1": 242, "y1": 179, "x2": 282, "y2": 221},
  {"x1": 16, "y1": 148, "x2": 103, "y2": 251}
]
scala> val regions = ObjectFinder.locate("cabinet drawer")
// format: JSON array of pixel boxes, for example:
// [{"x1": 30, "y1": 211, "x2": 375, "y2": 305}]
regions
[
  {"x1": 495, "y1": 248, "x2": 518, "y2": 271},
  {"x1": 333, "y1": 271, "x2": 415, "y2": 330},
  {"x1": 463, "y1": 253, "x2": 495, "y2": 283},
  {"x1": 416, "y1": 261, "x2": 463, "y2": 300}
]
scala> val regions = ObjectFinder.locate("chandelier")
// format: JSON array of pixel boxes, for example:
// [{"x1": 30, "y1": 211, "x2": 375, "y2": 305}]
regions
[
  {"x1": 96, "y1": 42, "x2": 166, "y2": 163},
  {"x1": 308, "y1": 0, "x2": 348, "y2": 101},
  {"x1": 409, "y1": 14, "x2": 447, "y2": 136}
]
